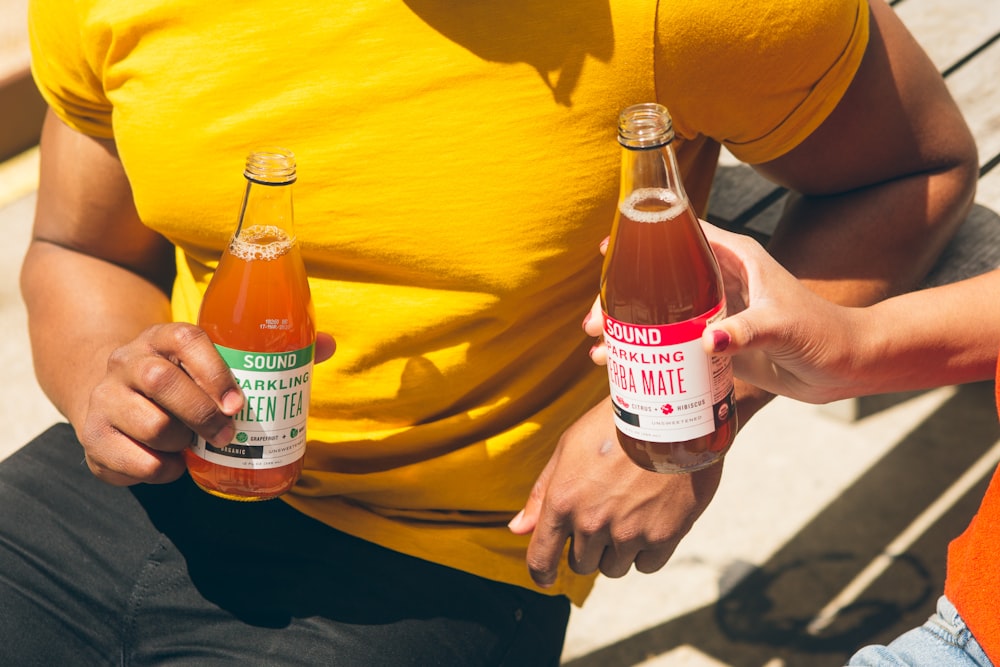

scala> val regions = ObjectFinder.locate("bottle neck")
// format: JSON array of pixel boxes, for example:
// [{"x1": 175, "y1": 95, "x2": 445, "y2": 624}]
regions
[
  {"x1": 617, "y1": 103, "x2": 687, "y2": 203},
  {"x1": 233, "y1": 177, "x2": 296, "y2": 243},
  {"x1": 232, "y1": 148, "x2": 297, "y2": 243},
  {"x1": 618, "y1": 142, "x2": 687, "y2": 205}
]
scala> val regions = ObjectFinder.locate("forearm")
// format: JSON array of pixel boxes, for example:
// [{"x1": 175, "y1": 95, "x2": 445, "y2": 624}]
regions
[
  {"x1": 753, "y1": 0, "x2": 978, "y2": 304},
  {"x1": 847, "y1": 269, "x2": 1000, "y2": 396},
  {"x1": 736, "y1": 164, "x2": 975, "y2": 418},
  {"x1": 20, "y1": 240, "x2": 174, "y2": 428}
]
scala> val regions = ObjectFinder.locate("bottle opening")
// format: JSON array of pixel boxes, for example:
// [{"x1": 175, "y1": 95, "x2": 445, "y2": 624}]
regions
[
  {"x1": 618, "y1": 103, "x2": 674, "y2": 149},
  {"x1": 244, "y1": 148, "x2": 297, "y2": 185}
]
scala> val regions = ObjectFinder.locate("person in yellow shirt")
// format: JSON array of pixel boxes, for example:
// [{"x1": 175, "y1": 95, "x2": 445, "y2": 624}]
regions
[{"x1": 6, "y1": 0, "x2": 976, "y2": 663}]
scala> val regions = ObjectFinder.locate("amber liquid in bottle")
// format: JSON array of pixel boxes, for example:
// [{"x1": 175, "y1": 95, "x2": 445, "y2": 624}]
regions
[
  {"x1": 184, "y1": 149, "x2": 316, "y2": 501},
  {"x1": 601, "y1": 104, "x2": 736, "y2": 473}
]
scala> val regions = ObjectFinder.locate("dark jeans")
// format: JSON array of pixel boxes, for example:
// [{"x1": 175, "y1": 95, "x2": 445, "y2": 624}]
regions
[{"x1": 0, "y1": 424, "x2": 570, "y2": 666}]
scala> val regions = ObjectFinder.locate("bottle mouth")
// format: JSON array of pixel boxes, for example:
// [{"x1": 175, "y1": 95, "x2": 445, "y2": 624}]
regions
[
  {"x1": 618, "y1": 103, "x2": 674, "y2": 149},
  {"x1": 244, "y1": 148, "x2": 297, "y2": 184}
]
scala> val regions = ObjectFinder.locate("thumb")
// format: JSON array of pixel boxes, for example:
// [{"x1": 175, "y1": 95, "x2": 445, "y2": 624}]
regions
[
  {"x1": 315, "y1": 332, "x2": 337, "y2": 364},
  {"x1": 702, "y1": 314, "x2": 757, "y2": 357}
]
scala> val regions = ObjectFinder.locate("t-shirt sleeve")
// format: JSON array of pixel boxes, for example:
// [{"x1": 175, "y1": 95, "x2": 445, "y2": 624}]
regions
[
  {"x1": 655, "y1": 0, "x2": 870, "y2": 165},
  {"x1": 28, "y1": 0, "x2": 114, "y2": 138}
]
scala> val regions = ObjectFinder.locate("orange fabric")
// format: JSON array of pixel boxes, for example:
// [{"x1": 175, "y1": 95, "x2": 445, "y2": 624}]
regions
[{"x1": 943, "y1": 359, "x2": 1000, "y2": 662}]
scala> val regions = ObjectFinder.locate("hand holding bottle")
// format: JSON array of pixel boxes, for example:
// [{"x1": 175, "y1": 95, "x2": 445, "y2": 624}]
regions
[
  {"x1": 586, "y1": 223, "x2": 860, "y2": 404},
  {"x1": 701, "y1": 222, "x2": 1000, "y2": 407},
  {"x1": 77, "y1": 324, "x2": 336, "y2": 487},
  {"x1": 696, "y1": 224, "x2": 863, "y2": 404},
  {"x1": 78, "y1": 322, "x2": 245, "y2": 486}
]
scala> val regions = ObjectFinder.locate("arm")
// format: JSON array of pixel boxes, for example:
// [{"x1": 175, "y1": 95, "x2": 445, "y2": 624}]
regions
[
  {"x1": 21, "y1": 110, "x2": 244, "y2": 485},
  {"x1": 701, "y1": 224, "x2": 1000, "y2": 403},
  {"x1": 513, "y1": 0, "x2": 979, "y2": 587},
  {"x1": 763, "y1": 1, "x2": 979, "y2": 298},
  {"x1": 740, "y1": 0, "x2": 979, "y2": 418}
]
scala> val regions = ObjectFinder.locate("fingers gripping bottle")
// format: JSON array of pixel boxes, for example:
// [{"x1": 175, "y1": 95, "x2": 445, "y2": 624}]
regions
[
  {"x1": 600, "y1": 103, "x2": 736, "y2": 473},
  {"x1": 185, "y1": 148, "x2": 316, "y2": 500}
]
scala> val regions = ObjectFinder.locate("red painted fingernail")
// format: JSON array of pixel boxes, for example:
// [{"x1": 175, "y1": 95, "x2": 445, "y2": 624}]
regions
[
  {"x1": 712, "y1": 329, "x2": 731, "y2": 352},
  {"x1": 582, "y1": 311, "x2": 592, "y2": 328}
]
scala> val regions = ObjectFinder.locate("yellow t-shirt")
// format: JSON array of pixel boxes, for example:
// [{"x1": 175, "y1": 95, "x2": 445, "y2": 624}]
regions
[{"x1": 29, "y1": 0, "x2": 867, "y2": 605}]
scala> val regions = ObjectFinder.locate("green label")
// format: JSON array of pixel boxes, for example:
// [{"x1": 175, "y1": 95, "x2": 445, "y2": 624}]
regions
[
  {"x1": 215, "y1": 344, "x2": 315, "y2": 372},
  {"x1": 190, "y1": 342, "x2": 314, "y2": 470}
]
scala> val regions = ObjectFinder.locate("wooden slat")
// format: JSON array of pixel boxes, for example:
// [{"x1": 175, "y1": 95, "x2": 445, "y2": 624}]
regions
[
  {"x1": 977, "y1": 160, "x2": 1000, "y2": 208},
  {"x1": 942, "y1": 35, "x2": 1000, "y2": 198},
  {"x1": 704, "y1": 153, "x2": 781, "y2": 238},
  {"x1": 893, "y1": 0, "x2": 1000, "y2": 73}
]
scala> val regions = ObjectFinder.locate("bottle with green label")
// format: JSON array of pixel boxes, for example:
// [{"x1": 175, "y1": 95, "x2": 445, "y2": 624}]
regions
[{"x1": 184, "y1": 148, "x2": 316, "y2": 501}]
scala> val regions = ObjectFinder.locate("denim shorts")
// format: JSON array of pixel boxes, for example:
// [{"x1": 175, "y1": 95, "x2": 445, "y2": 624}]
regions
[{"x1": 848, "y1": 595, "x2": 993, "y2": 667}]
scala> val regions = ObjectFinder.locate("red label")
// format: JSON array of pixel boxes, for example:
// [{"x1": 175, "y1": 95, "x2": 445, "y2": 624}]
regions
[{"x1": 603, "y1": 301, "x2": 725, "y2": 346}]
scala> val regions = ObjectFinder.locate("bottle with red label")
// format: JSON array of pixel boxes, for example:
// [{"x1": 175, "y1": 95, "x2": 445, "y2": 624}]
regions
[
  {"x1": 184, "y1": 148, "x2": 316, "y2": 501},
  {"x1": 600, "y1": 103, "x2": 736, "y2": 473}
]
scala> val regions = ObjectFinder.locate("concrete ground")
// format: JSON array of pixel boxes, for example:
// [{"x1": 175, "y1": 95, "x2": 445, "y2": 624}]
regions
[{"x1": 3, "y1": 1, "x2": 1000, "y2": 665}]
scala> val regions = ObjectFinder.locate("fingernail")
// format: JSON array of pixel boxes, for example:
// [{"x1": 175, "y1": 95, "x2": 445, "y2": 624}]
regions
[
  {"x1": 589, "y1": 345, "x2": 598, "y2": 358},
  {"x1": 599, "y1": 237, "x2": 610, "y2": 253},
  {"x1": 221, "y1": 389, "x2": 244, "y2": 415},
  {"x1": 711, "y1": 329, "x2": 731, "y2": 353},
  {"x1": 582, "y1": 311, "x2": 592, "y2": 328},
  {"x1": 508, "y1": 510, "x2": 524, "y2": 530}
]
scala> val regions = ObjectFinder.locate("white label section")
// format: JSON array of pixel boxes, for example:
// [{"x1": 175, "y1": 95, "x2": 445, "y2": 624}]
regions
[
  {"x1": 604, "y1": 306, "x2": 732, "y2": 443},
  {"x1": 191, "y1": 345, "x2": 313, "y2": 469}
]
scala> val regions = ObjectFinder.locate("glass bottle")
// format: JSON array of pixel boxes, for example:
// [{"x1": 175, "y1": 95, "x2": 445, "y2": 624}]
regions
[
  {"x1": 600, "y1": 103, "x2": 737, "y2": 473},
  {"x1": 185, "y1": 148, "x2": 316, "y2": 500}
]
